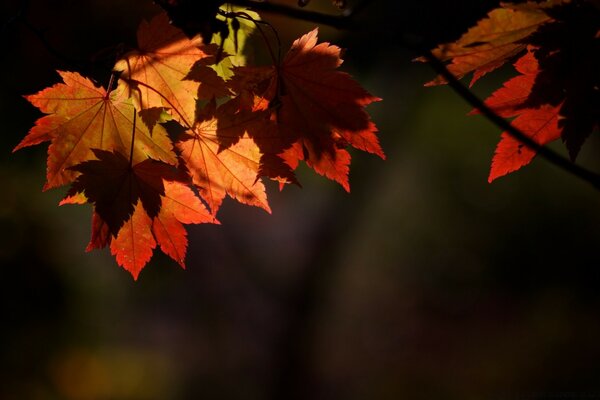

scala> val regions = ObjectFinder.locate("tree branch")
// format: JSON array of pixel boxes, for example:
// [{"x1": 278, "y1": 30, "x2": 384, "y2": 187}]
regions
[
  {"x1": 418, "y1": 47, "x2": 600, "y2": 190},
  {"x1": 227, "y1": 0, "x2": 359, "y2": 29}
]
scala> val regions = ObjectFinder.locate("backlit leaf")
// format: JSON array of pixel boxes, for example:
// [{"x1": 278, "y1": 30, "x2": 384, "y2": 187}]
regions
[
  {"x1": 15, "y1": 71, "x2": 177, "y2": 190},
  {"x1": 177, "y1": 115, "x2": 270, "y2": 215},
  {"x1": 422, "y1": 1, "x2": 566, "y2": 86},
  {"x1": 114, "y1": 12, "x2": 213, "y2": 126},
  {"x1": 64, "y1": 150, "x2": 215, "y2": 278},
  {"x1": 227, "y1": 28, "x2": 383, "y2": 191}
]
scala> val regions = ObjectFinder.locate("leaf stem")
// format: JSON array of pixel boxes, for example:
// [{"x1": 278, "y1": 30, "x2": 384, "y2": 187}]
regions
[
  {"x1": 106, "y1": 73, "x2": 117, "y2": 97},
  {"x1": 233, "y1": 10, "x2": 281, "y2": 65},
  {"x1": 129, "y1": 107, "x2": 137, "y2": 168}
]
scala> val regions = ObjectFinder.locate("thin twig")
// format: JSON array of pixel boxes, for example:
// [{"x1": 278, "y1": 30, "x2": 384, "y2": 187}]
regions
[
  {"x1": 227, "y1": 0, "x2": 359, "y2": 30},
  {"x1": 234, "y1": 11, "x2": 282, "y2": 63},
  {"x1": 231, "y1": 10, "x2": 279, "y2": 65},
  {"x1": 129, "y1": 108, "x2": 137, "y2": 168}
]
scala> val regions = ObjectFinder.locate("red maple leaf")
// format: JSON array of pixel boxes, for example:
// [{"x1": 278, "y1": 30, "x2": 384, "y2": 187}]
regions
[
  {"x1": 226, "y1": 28, "x2": 384, "y2": 191},
  {"x1": 472, "y1": 49, "x2": 561, "y2": 182},
  {"x1": 426, "y1": 1, "x2": 598, "y2": 183}
]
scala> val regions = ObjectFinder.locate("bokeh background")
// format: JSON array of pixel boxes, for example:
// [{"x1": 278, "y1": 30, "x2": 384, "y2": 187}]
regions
[{"x1": 2, "y1": 0, "x2": 600, "y2": 399}]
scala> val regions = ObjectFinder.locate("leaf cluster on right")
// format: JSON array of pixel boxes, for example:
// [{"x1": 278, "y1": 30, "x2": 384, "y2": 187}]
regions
[{"x1": 426, "y1": 0, "x2": 599, "y2": 182}]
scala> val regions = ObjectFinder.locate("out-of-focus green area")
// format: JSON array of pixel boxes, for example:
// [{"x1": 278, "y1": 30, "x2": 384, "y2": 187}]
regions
[{"x1": 2, "y1": 1, "x2": 600, "y2": 399}]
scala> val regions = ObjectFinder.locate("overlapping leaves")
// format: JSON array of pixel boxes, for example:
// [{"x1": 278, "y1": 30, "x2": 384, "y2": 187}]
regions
[
  {"x1": 426, "y1": 0, "x2": 599, "y2": 182},
  {"x1": 226, "y1": 28, "x2": 384, "y2": 191},
  {"x1": 15, "y1": 9, "x2": 382, "y2": 278}
]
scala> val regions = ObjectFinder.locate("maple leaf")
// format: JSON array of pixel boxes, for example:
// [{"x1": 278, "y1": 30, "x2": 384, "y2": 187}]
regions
[
  {"x1": 14, "y1": 71, "x2": 177, "y2": 190},
  {"x1": 471, "y1": 49, "x2": 540, "y2": 119},
  {"x1": 66, "y1": 149, "x2": 184, "y2": 234},
  {"x1": 274, "y1": 28, "x2": 384, "y2": 190},
  {"x1": 488, "y1": 106, "x2": 561, "y2": 182},
  {"x1": 177, "y1": 113, "x2": 271, "y2": 215},
  {"x1": 114, "y1": 12, "x2": 222, "y2": 127},
  {"x1": 422, "y1": 1, "x2": 567, "y2": 86},
  {"x1": 207, "y1": 98, "x2": 300, "y2": 187},
  {"x1": 65, "y1": 150, "x2": 216, "y2": 279},
  {"x1": 477, "y1": 49, "x2": 562, "y2": 182},
  {"x1": 111, "y1": 179, "x2": 216, "y2": 279},
  {"x1": 110, "y1": 200, "x2": 156, "y2": 279},
  {"x1": 153, "y1": 180, "x2": 217, "y2": 266},
  {"x1": 425, "y1": 0, "x2": 598, "y2": 183},
  {"x1": 470, "y1": 0, "x2": 600, "y2": 181},
  {"x1": 227, "y1": 28, "x2": 384, "y2": 191}
]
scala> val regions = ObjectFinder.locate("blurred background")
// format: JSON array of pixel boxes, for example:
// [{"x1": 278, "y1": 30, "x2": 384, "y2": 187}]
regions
[{"x1": 2, "y1": 0, "x2": 600, "y2": 399}]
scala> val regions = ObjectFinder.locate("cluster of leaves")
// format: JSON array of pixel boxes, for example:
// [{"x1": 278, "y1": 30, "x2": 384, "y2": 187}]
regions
[
  {"x1": 14, "y1": 7, "x2": 383, "y2": 279},
  {"x1": 17, "y1": 0, "x2": 597, "y2": 280},
  {"x1": 426, "y1": 0, "x2": 599, "y2": 182}
]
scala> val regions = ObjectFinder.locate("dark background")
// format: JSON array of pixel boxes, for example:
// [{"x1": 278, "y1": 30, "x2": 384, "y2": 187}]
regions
[{"x1": 2, "y1": 0, "x2": 600, "y2": 399}]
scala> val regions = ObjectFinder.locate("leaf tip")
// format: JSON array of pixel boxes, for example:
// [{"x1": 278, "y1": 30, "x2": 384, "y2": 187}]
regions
[
  {"x1": 488, "y1": 163, "x2": 509, "y2": 183},
  {"x1": 129, "y1": 270, "x2": 141, "y2": 281}
]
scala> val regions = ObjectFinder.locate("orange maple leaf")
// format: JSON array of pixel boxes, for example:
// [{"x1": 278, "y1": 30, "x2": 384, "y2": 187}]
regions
[
  {"x1": 64, "y1": 150, "x2": 216, "y2": 279},
  {"x1": 110, "y1": 201, "x2": 156, "y2": 279},
  {"x1": 423, "y1": 1, "x2": 567, "y2": 86},
  {"x1": 177, "y1": 114, "x2": 271, "y2": 215},
  {"x1": 114, "y1": 12, "x2": 224, "y2": 127},
  {"x1": 111, "y1": 181, "x2": 216, "y2": 279},
  {"x1": 14, "y1": 71, "x2": 177, "y2": 190}
]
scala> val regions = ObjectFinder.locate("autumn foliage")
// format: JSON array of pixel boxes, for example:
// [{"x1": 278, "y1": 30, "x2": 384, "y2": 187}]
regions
[
  {"x1": 426, "y1": 0, "x2": 599, "y2": 182},
  {"x1": 14, "y1": 0, "x2": 599, "y2": 279},
  {"x1": 14, "y1": 8, "x2": 382, "y2": 279}
]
